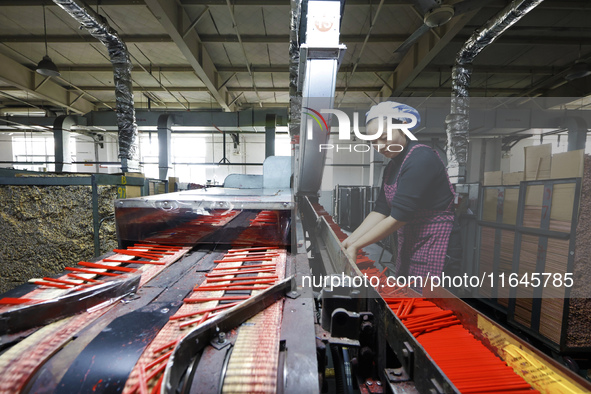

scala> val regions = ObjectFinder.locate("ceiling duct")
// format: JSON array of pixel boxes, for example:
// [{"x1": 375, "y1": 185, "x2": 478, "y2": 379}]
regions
[
  {"x1": 52, "y1": 0, "x2": 139, "y2": 172},
  {"x1": 0, "y1": 107, "x2": 48, "y2": 117},
  {"x1": 445, "y1": 0, "x2": 544, "y2": 184}
]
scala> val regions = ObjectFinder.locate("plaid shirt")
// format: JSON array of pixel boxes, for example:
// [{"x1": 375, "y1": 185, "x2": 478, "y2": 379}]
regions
[{"x1": 384, "y1": 144, "x2": 455, "y2": 287}]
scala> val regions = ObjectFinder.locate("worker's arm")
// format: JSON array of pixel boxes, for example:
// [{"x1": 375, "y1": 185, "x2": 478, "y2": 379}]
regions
[
  {"x1": 345, "y1": 216, "x2": 406, "y2": 262},
  {"x1": 342, "y1": 211, "x2": 388, "y2": 249}
]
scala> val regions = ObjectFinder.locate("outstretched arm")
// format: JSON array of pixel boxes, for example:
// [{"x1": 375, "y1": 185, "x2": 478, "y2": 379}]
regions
[
  {"x1": 345, "y1": 216, "x2": 406, "y2": 262},
  {"x1": 342, "y1": 211, "x2": 387, "y2": 249}
]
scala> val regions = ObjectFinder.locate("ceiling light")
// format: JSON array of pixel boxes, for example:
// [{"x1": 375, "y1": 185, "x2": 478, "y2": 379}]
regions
[
  {"x1": 565, "y1": 60, "x2": 591, "y2": 81},
  {"x1": 36, "y1": 5, "x2": 60, "y2": 77},
  {"x1": 424, "y1": 5, "x2": 454, "y2": 28},
  {"x1": 36, "y1": 55, "x2": 60, "y2": 77}
]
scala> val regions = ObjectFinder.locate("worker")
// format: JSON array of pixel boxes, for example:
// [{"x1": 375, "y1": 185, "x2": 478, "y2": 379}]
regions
[{"x1": 343, "y1": 102, "x2": 462, "y2": 290}]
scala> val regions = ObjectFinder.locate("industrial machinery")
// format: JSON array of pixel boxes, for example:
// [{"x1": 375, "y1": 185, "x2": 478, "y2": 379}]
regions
[
  {"x1": 1, "y1": 174, "x2": 590, "y2": 393},
  {"x1": 0, "y1": 155, "x2": 320, "y2": 394},
  {"x1": 0, "y1": 1, "x2": 590, "y2": 393}
]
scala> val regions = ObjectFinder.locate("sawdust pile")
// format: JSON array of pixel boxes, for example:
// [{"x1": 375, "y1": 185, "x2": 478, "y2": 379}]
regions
[
  {"x1": 566, "y1": 155, "x2": 591, "y2": 348},
  {"x1": 0, "y1": 184, "x2": 118, "y2": 293}
]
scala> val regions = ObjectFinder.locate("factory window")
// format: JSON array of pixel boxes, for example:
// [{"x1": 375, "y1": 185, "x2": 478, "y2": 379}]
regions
[
  {"x1": 275, "y1": 134, "x2": 291, "y2": 157},
  {"x1": 12, "y1": 133, "x2": 76, "y2": 172},
  {"x1": 138, "y1": 133, "x2": 208, "y2": 183},
  {"x1": 139, "y1": 132, "x2": 159, "y2": 179},
  {"x1": 171, "y1": 135, "x2": 207, "y2": 183}
]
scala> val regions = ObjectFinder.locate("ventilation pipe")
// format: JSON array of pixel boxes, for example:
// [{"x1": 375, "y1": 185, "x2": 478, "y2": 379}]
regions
[
  {"x1": 445, "y1": 0, "x2": 544, "y2": 184},
  {"x1": 52, "y1": 0, "x2": 139, "y2": 172}
]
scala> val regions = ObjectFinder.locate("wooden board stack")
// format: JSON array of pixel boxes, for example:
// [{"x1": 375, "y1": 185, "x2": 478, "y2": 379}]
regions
[{"x1": 479, "y1": 149, "x2": 590, "y2": 352}]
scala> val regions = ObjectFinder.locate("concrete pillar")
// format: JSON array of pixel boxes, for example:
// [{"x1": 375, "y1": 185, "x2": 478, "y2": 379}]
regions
[
  {"x1": 483, "y1": 137, "x2": 502, "y2": 172},
  {"x1": 466, "y1": 139, "x2": 484, "y2": 183},
  {"x1": 265, "y1": 114, "x2": 276, "y2": 158},
  {"x1": 0, "y1": 133, "x2": 13, "y2": 169},
  {"x1": 565, "y1": 117, "x2": 587, "y2": 151},
  {"x1": 54, "y1": 115, "x2": 76, "y2": 172},
  {"x1": 157, "y1": 114, "x2": 174, "y2": 181}
]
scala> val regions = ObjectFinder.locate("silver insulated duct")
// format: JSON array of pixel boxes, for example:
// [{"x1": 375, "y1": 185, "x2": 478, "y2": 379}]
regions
[
  {"x1": 445, "y1": 0, "x2": 544, "y2": 183},
  {"x1": 53, "y1": 0, "x2": 139, "y2": 171}
]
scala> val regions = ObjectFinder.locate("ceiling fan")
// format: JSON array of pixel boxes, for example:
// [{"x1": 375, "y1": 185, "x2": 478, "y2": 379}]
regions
[{"x1": 392, "y1": 0, "x2": 492, "y2": 60}]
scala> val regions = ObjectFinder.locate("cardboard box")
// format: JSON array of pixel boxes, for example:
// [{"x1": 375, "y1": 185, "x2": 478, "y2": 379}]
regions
[
  {"x1": 503, "y1": 171, "x2": 524, "y2": 185},
  {"x1": 550, "y1": 183, "x2": 576, "y2": 222},
  {"x1": 168, "y1": 177, "x2": 179, "y2": 193},
  {"x1": 484, "y1": 171, "x2": 503, "y2": 186},
  {"x1": 524, "y1": 144, "x2": 552, "y2": 180},
  {"x1": 123, "y1": 172, "x2": 145, "y2": 179},
  {"x1": 550, "y1": 149, "x2": 584, "y2": 179},
  {"x1": 122, "y1": 186, "x2": 142, "y2": 198},
  {"x1": 119, "y1": 172, "x2": 144, "y2": 199}
]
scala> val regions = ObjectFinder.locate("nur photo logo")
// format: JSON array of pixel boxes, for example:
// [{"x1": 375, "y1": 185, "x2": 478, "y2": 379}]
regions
[{"x1": 304, "y1": 108, "x2": 419, "y2": 153}]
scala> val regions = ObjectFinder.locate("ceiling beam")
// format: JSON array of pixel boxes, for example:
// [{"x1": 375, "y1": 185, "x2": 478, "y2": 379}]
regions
[
  {"x1": 54, "y1": 64, "x2": 558, "y2": 75},
  {"x1": 0, "y1": 52, "x2": 94, "y2": 114},
  {"x1": 0, "y1": 35, "x2": 172, "y2": 43},
  {"x1": 0, "y1": 85, "x2": 521, "y2": 94},
  {"x1": 59, "y1": 65, "x2": 199, "y2": 73},
  {"x1": 196, "y1": 34, "x2": 410, "y2": 43},
  {"x1": 542, "y1": 75, "x2": 591, "y2": 98},
  {"x1": 0, "y1": 0, "x2": 584, "y2": 8},
  {"x1": 144, "y1": 0, "x2": 231, "y2": 111},
  {"x1": 0, "y1": 0, "x2": 145, "y2": 5},
  {"x1": 1, "y1": 33, "x2": 584, "y2": 46}
]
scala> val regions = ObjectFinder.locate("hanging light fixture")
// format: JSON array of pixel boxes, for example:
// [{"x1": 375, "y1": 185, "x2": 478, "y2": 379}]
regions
[
  {"x1": 36, "y1": 5, "x2": 60, "y2": 77},
  {"x1": 565, "y1": 43, "x2": 590, "y2": 81},
  {"x1": 565, "y1": 60, "x2": 591, "y2": 81}
]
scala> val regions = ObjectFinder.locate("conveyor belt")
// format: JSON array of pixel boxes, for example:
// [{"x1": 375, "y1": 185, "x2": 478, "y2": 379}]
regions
[
  {"x1": 305, "y1": 197, "x2": 591, "y2": 394},
  {"x1": 0, "y1": 244, "x2": 190, "y2": 394},
  {"x1": 122, "y1": 247, "x2": 287, "y2": 393},
  {"x1": 221, "y1": 295, "x2": 283, "y2": 393},
  {"x1": 388, "y1": 298, "x2": 539, "y2": 393},
  {"x1": 0, "y1": 204, "x2": 300, "y2": 394},
  {"x1": 220, "y1": 248, "x2": 286, "y2": 394}
]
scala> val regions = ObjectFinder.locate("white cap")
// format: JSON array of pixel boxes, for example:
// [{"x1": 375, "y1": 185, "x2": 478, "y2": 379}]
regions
[{"x1": 365, "y1": 101, "x2": 421, "y2": 130}]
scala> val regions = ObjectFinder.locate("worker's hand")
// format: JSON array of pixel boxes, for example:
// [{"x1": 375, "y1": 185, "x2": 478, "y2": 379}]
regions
[
  {"x1": 342, "y1": 237, "x2": 351, "y2": 249},
  {"x1": 345, "y1": 245, "x2": 358, "y2": 263}
]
